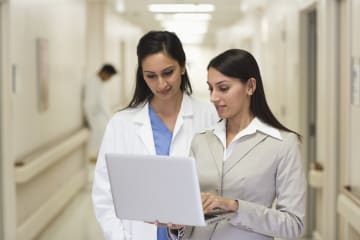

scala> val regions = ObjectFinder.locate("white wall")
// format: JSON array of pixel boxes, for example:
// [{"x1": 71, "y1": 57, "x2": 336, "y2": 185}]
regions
[
  {"x1": 6, "y1": 0, "x2": 89, "y2": 239},
  {"x1": 10, "y1": 0, "x2": 86, "y2": 161},
  {"x1": 184, "y1": 45, "x2": 215, "y2": 101}
]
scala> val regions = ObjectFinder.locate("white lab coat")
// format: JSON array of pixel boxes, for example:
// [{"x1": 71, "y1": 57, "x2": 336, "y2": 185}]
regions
[
  {"x1": 92, "y1": 94, "x2": 218, "y2": 240},
  {"x1": 84, "y1": 75, "x2": 112, "y2": 158}
]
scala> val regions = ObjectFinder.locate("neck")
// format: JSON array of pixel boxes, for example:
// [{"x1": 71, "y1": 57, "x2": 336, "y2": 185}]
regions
[
  {"x1": 150, "y1": 92, "x2": 183, "y2": 117},
  {"x1": 226, "y1": 112, "x2": 254, "y2": 135}
]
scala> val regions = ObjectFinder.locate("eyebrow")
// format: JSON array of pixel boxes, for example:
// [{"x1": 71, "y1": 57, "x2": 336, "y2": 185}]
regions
[
  {"x1": 143, "y1": 66, "x2": 175, "y2": 74},
  {"x1": 207, "y1": 80, "x2": 229, "y2": 86}
]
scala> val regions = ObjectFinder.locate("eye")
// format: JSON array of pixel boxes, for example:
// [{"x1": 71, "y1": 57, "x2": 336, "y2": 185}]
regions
[
  {"x1": 208, "y1": 87, "x2": 213, "y2": 92},
  {"x1": 162, "y1": 69, "x2": 174, "y2": 77},
  {"x1": 219, "y1": 86, "x2": 229, "y2": 92},
  {"x1": 145, "y1": 74, "x2": 156, "y2": 79}
]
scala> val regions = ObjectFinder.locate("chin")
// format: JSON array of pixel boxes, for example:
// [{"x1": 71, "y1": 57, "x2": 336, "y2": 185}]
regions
[{"x1": 217, "y1": 113, "x2": 227, "y2": 119}]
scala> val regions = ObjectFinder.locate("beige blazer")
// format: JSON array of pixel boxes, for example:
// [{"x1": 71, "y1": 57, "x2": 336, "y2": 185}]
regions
[{"x1": 178, "y1": 129, "x2": 306, "y2": 240}]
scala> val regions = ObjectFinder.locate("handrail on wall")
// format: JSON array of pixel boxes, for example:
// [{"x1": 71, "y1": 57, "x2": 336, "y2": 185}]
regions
[
  {"x1": 308, "y1": 168, "x2": 324, "y2": 189},
  {"x1": 338, "y1": 193, "x2": 360, "y2": 233},
  {"x1": 15, "y1": 128, "x2": 89, "y2": 184}
]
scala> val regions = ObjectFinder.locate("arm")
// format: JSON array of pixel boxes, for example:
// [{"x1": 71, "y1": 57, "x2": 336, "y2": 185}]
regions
[
  {"x1": 229, "y1": 135, "x2": 306, "y2": 239},
  {"x1": 92, "y1": 120, "x2": 131, "y2": 240}
]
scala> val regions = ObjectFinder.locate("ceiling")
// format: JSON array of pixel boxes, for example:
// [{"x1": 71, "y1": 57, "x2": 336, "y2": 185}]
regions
[{"x1": 109, "y1": 0, "x2": 248, "y2": 46}]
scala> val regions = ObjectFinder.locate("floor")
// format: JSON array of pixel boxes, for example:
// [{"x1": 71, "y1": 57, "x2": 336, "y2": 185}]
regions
[
  {"x1": 36, "y1": 163, "x2": 104, "y2": 240},
  {"x1": 35, "y1": 163, "x2": 312, "y2": 240}
]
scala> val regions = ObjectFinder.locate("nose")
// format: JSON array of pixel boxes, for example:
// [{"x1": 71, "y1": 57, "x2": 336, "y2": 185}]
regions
[
  {"x1": 210, "y1": 90, "x2": 219, "y2": 103},
  {"x1": 158, "y1": 77, "x2": 168, "y2": 89}
]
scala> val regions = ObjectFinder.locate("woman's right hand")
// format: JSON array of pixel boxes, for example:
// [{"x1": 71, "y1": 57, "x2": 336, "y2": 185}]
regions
[{"x1": 201, "y1": 192, "x2": 239, "y2": 213}]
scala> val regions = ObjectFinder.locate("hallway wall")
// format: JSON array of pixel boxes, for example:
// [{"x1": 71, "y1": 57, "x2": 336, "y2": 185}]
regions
[
  {"x1": 1, "y1": 0, "x2": 143, "y2": 239},
  {"x1": 10, "y1": 0, "x2": 86, "y2": 160},
  {"x1": 9, "y1": 0, "x2": 88, "y2": 239},
  {"x1": 214, "y1": 0, "x2": 349, "y2": 239}
]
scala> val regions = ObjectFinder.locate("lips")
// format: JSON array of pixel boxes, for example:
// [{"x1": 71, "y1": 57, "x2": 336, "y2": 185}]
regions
[
  {"x1": 215, "y1": 104, "x2": 226, "y2": 112},
  {"x1": 157, "y1": 88, "x2": 171, "y2": 95}
]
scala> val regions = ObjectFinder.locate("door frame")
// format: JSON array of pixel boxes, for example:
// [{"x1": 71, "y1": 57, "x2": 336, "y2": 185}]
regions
[
  {"x1": 0, "y1": 1, "x2": 4, "y2": 236},
  {"x1": 0, "y1": 1, "x2": 16, "y2": 239},
  {"x1": 299, "y1": 2, "x2": 317, "y2": 238}
]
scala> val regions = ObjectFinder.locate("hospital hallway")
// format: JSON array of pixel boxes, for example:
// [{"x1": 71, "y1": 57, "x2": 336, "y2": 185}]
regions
[{"x1": 1, "y1": 0, "x2": 360, "y2": 239}]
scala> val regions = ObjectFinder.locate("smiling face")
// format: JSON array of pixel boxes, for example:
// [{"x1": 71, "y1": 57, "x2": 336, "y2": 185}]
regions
[
  {"x1": 141, "y1": 52, "x2": 184, "y2": 102},
  {"x1": 207, "y1": 67, "x2": 254, "y2": 121}
]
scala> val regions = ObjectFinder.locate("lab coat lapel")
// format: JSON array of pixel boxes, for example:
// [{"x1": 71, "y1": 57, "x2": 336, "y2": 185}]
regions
[
  {"x1": 205, "y1": 132, "x2": 224, "y2": 178},
  {"x1": 133, "y1": 102, "x2": 156, "y2": 155},
  {"x1": 224, "y1": 132, "x2": 268, "y2": 175},
  {"x1": 170, "y1": 94, "x2": 191, "y2": 156}
]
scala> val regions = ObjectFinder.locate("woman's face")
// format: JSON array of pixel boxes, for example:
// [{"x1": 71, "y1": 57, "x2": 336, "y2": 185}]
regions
[
  {"x1": 207, "y1": 67, "x2": 252, "y2": 120},
  {"x1": 142, "y1": 52, "x2": 184, "y2": 101}
]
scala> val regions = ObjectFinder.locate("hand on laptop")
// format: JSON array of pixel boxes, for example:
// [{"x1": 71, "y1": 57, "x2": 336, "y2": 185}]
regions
[{"x1": 201, "y1": 192, "x2": 239, "y2": 214}]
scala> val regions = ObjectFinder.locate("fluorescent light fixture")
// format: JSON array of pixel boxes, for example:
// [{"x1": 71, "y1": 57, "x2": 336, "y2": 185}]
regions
[
  {"x1": 148, "y1": 4, "x2": 215, "y2": 13},
  {"x1": 155, "y1": 13, "x2": 212, "y2": 21},
  {"x1": 177, "y1": 33, "x2": 205, "y2": 44},
  {"x1": 116, "y1": 0, "x2": 125, "y2": 12},
  {"x1": 160, "y1": 21, "x2": 208, "y2": 34}
]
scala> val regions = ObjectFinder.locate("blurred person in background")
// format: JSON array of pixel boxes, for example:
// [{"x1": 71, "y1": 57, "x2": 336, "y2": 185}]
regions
[{"x1": 84, "y1": 63, "x2": 117, "y2": 162}]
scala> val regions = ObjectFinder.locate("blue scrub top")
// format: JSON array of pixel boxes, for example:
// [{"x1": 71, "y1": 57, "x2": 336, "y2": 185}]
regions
[{"x1": 149, "y1": 104, "x2": 173, "y2": 240}]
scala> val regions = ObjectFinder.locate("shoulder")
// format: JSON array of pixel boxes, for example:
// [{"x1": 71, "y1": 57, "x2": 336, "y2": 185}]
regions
[
  {"x1": 108, "y1": 104, "x2": 145, "y2": 125},
  {"x1": 192, "y1": 129, "x2": 216, "y2": 144},
  {"x1": 276, "y1": 130, "x2": 301, "y2": 155},
  {"x1": 279, "y1": 131, "x2": 300, "y2": 145}
]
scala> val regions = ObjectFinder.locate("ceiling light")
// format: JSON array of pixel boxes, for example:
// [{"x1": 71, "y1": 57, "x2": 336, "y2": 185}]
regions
[
  {"x1": 160, "y1": 21, "x2": 208, "y2": 34},
  {"x1": 155, "y1": 13, "x2": 212, "y2": 21},
  {"x1": 177, "y1": 33, "x2": 205, "y2": 44},
  {"x1": 148, "y1": 4, "x2": 215, "y2": 13},
  {"x1": 116, "y1": 0, "x2": 125, "y2": 12}
]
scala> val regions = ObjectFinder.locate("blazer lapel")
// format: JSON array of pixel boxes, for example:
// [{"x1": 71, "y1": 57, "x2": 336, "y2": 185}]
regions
[
  {"x1": 205, "y1": 131, "x2": 224, "y2": 178},
  {"x1": 224, "y1": 132, "x2": 268, "y2": 175}
]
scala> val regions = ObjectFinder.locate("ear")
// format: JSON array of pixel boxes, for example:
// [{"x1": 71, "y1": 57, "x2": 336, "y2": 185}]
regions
[
  {"x1": 247, "y1": 78, "x2": 257, "y2": 96},
  {"x1": 181, "y1": 67, "x2": 186, "y2": 75}
]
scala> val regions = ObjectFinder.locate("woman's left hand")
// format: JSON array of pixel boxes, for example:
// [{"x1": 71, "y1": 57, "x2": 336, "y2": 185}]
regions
[{"x1": 201, "y1": 192, "x2": 239, "y2": 214}]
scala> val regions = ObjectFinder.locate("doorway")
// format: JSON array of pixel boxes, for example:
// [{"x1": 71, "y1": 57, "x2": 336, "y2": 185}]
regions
[{"x1": 300, "y1": 5, "x2": 318, "y2": 239}]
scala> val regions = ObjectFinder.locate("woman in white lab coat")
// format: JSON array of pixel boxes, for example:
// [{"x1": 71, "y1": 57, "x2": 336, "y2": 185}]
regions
[{"x1": 92, "y1": 31, "x2": 217, "y2": 240}]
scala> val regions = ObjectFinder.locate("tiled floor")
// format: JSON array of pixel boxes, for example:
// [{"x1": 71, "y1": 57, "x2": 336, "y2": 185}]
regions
[{"x1": 36, "y1": 164, "x2": 104, "y2": 240}]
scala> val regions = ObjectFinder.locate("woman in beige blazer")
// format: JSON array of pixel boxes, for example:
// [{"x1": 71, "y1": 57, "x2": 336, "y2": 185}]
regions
[{"x1": 169, "y1": 49, "x2": 306, "y2": 240}]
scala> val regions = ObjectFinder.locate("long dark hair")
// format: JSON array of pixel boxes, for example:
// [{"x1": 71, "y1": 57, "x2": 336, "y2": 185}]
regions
[
  {"x1": 126, "y1": 30, "x2": 192, "y2": 108},
  {"x1": 208, "y1": 49, "x2": 301, "y2": 140}
]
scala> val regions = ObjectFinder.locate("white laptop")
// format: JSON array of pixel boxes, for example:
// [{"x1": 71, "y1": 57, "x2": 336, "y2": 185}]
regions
[{"x1": 105, "y1": 153, "x2": 236, "y2": 226}]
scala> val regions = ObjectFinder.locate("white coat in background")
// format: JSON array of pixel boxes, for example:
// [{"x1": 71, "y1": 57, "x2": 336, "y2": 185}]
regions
[
  {"x1": 92, "y1": 94, "x2": 218, "y2": 240},
  {"x1": 84, "y1": 75, "x2": 112, "y2": 158}
]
